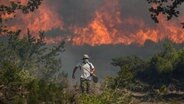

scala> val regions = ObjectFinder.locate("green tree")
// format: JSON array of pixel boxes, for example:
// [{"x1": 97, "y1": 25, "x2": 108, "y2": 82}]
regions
[
  {"x1": 0, "y1": 1, "x2": 69, "y2": 103},
  {"x1": 109, "y1": 42, "x2": 184, "y2": 92},
  {"x1": 0, "y1": 0, "x2": 66, "y2": 81},
  {"x1": 0, "y1": 30, "x2": 66, "y2": 80},
  {"x1": 0, "y1": 61, "x2": 71, "y2": 104},
  {"x1": 111, "y1": 56, "x2": 145, "y2": 89},
  {"x1": 173, "y1": 48, "x2": 184, "y2": 86}
]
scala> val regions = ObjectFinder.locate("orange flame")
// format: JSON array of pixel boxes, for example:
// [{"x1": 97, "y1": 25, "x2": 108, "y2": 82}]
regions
[
  {"x1": 70, "y1": 0, "x2": 123, "y2": 46},
  {"x1": 70, "y1": 0, "x2": 184, "y2": 46},
  {"x1": 17, "y1": 0, "x2": 63, "y2": 39},
  {"x1": 44, "y1": 35, "x2": 66, "y2": 44},
  {"x1": 1, "y1": 0, "x2": 64, "y2": 42},
  {"x1": 1, "y1": 0, "x2": 184, "y2": 45}
]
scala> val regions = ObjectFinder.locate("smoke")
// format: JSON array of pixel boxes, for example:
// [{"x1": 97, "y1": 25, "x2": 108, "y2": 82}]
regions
[
  {"x1": 1, "y1": 0, "x2": 184, "y2": 82},
  {"x1": 68, "y1": 0, "x2": 184, "y2": 46},
  {"x1": 63, "y1": 41, "x2": 182, "y2": 82},
  {"x1": 59, "y1": 0, "x2": 103, "y2": 26},
  {"x1": 1, "y1": 0, "x2": 184, "y2": 45}
]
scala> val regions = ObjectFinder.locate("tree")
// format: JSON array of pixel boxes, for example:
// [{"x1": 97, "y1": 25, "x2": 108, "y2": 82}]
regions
[
  {"x1": 0, "y1": 29, "x2": 66, "y2": 80},
  {"x1": 0, "y1": 1, "x2": 70, "y2": 103},
  {"x1": 147, "y1": 0, "x2": 184, "y2": 28},
  {"x1": 0, "y1": 0, "x2": 43, "y2": 34},
  {"x1": 109, "y1": 42, "x2": 184, "y2": 92},
  {"x1": 173, "y1": 48, "x2": 184, "y2": 82},
  {"x1": 111, "y1": 56, "x2": 145, "y2": 89},
  {"x1": 0, "y1": 61, "x2": 71, "y2": 103},
  {"x1": 112, "y1": 56, "x2": 145, "y2": 73},
  {"x1": 0, "y1": 0, "x2": 66, "y2": 80}
]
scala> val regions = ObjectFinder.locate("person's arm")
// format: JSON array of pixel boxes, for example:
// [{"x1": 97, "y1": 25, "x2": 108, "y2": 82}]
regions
[
  {"x1": 89, "y1": 63, "x2": 96, "y2": 74},
  {"x1": 72, "y1": 67, "x2": 78, "y2": 79},
  {"x1": 91, "y1": 68, "x2": 96, "y2": 74}
]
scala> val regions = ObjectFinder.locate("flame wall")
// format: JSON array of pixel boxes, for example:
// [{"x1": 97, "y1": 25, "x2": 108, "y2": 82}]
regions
[{"x1": 1, "y1": 0, "x2": 184, "y2": 46}]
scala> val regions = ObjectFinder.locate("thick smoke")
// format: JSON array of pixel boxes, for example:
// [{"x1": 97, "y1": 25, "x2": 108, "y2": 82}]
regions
[
  {"x1": 62, "y1": 41, "x2": 179, "y2": 83},
  {"x1": 1, "y1": 0, "x2": 184, "y2": 82},
  {"x1": 58, "y1": 0, "x2": 103, "y2": 26},
  {"x1": 2, "y1": 0, "x2": 184, "y2": 44}
]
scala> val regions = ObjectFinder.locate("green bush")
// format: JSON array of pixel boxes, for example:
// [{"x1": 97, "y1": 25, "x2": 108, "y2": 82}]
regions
[
  {"x1": 0, "y1": 61, "x2": 71, "y2": 104},
  {"x1": 77, "y1": 89, "x2": 132, "y2": 104},
  {"x1": 109, "y1": 43, "x2": 184, "y2": 91}
]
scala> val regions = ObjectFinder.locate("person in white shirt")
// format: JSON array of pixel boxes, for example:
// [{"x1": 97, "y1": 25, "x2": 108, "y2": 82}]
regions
[{"x1": 72, "y1": 54, "x2": 95, "y2": 93}]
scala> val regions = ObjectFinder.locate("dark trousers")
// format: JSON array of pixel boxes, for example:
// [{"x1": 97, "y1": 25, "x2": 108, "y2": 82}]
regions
[{"x1": 80, "y1": 78, "x2": 90, "y2": 93}]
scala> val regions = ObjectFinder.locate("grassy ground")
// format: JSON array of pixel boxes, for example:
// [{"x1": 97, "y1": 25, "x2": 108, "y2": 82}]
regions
[{"x1": 70, "y1": 83, "x2": 184, "y2": 104}]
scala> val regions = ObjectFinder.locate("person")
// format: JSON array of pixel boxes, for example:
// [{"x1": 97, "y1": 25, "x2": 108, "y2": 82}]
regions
[{"x1": 72, "y1": 54, "x2": 96, "y2": 93}]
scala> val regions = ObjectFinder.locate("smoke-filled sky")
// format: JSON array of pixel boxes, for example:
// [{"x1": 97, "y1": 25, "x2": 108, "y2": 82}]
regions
[
  {"x1": 1, "y1": 0, "x2": 184, "y2": 82},
  {"x1": 2, "y1": 0, "x2": 184, "y2": 45}
]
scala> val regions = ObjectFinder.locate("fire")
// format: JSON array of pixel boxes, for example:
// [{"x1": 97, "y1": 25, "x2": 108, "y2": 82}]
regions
[
  {"x1": 44, "y1": 35, "x2": 66, "y2": 44},
  {"x1": 22, "y1": 3, "x2": 63, "y2": 33},
  {"x1": 159, "y1": 17, "x2": 184, "y2": 44},
  {"x1": 16, "y1": 0, "x2": 63, "y2": 39},
  {"x1": 1, "y1": 0, "x2": 64, "y2": 41},
  {"x1": 70, "y1": 0, "x2": 184, "y2": 46},
  {"x1": 1, "y1": 0, "x2": 184, "y2": 46},
  {"x1": 71, "y1": 0, "x2": 124, "y2": 46}
]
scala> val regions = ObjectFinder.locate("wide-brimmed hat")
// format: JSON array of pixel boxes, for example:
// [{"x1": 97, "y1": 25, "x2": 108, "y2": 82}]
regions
[{"x1": 82, "y1": 54, "x2": 90, "y2": 60}]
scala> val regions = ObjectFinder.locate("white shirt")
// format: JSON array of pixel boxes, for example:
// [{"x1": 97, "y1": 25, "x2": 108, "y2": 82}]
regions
[{"x1": 76, "y1": 61, "x2": 94, "y2": 80}]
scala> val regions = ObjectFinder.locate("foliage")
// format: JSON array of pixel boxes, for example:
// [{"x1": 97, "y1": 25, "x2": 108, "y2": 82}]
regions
[
  {"x1": 0, "y1": 61, "x2": 71, "y2": 104},
  {"x1": 0, "y1": 1, "x2": 69, "y2": 103},
  {"x1": 77, "y1": 89, "x2": 132, "y2": 104},
  {"x1": 147, "y1": 0, "x2": 184, "y2": 27},
  {"x1": 0, "y1": 0, "x2": 43, "y2": 34},
  {"x1": 0, "y1": 30, "x2": 65, "y2": 80},
  {"x1": 0, "y1": 0, "x2": 66, "y2": 80},
  {"x1": 110, "y1": 42, "x2": 184, "y2": 91},
  {"x1": 0, "y1": 17, "x2": 68, "y2": 104},
  {"x1": 112, "y1": 56, "x2": 145, "y2": 73},
  {"x1": 151, "y1": 42, "x2": 178, "y2": 74},
  {"x1": 110, "y1": 56, "x2": 146, "y2": 90}
]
